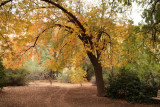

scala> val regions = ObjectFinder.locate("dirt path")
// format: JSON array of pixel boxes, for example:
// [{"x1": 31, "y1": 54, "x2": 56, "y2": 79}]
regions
[{"x1": 0, "y1": 81, "x2": 159, "y2": 107}]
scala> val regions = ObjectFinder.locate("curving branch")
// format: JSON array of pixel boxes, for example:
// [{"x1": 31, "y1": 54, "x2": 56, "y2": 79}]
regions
[
  {"x1": 21, "y1": 23, "x2": 74, "y2": 56},
  {"x1": 0, "y1": 0, "x2": 12, "y2": 8},
  {"x1": 40, "y1": 0, "x2": 97, "y2": 56},
  {"x1": 150, "y1": 0, "x2": 159, "y2": 16},
  {"x1": 36, "y1": 6, "x2": 55, "y2": 9},
  {"x1": 97, "y1": 31, "x2": 103, "y2": 42},
  {"x1": 101, "y1": 31, "x2": 111, "y2": 51},
  {"x1": 102, "y1": 31, "x2": 111, "y2": 40},
  {"x1": 55, "y1": 24, "x2": 73, "y2": 32},
  {"x1": 21, "y1": 26, "x2": 54, "y2": 55},
  {"x1": 41, "y1": 0, "x2": 86, "y2": 33}
]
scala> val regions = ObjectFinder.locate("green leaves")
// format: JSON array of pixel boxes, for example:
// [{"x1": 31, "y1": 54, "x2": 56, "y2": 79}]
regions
[
  {"x1": 106, "y1": 67, "x2": 158, "y2": 104},
  {"x1": 0, "y1": 61, "x2": 5, "y2": 90}
]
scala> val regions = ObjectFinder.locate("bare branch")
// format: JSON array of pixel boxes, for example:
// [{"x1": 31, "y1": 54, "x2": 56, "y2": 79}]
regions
[
  {"x1": 21, "y1": 26, "x2": 54, "y2": 55},
  {"x1": 36, "y1": 6, "x2": 55, "y2": 9},
  {"x1": 56, "y1": 42, "x2": 68, "y2": 58}
]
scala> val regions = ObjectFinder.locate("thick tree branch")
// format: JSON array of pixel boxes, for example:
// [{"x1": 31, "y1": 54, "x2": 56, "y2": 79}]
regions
[
  {"x1": 40, "y1": 1, "x2": 98, "y2": 63},
  {"x1": 95, "y1": 31, "x2": 111, "y2": 59},
  {"x1": 101, "y1": 31, "x2": 111, "y2": 50},
  {"x1": 146, "y1": 19, "x2": 160, "y2": 33},
  {"x1": 0, "y1": 0, "x2": 12, "y2": 8},
  {"x1": 41, "y1": 0, "x2": 86, "y2": 33},
  {"x1": 55, "y1": 24, "x2": 73, "y2": 32},
  {"x1": 40, "y1": 0, "x2": 97, "y2": 59},
  {"x1": 151, "y1": 0, "x2": 159, "y2": 16},
  {"x1": 97, "y1": 31, "x2": 103, "y2": 42}
]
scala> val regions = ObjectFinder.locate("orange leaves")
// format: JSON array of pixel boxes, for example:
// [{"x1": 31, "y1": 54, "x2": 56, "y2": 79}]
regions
[{"x1": 3, "y1": 54, "x2": 23, "y2": 69}]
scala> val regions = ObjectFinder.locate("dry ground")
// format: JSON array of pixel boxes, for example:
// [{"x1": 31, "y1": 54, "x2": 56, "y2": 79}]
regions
[{"x1": 0, "y1": 80, "x2": 159, "y2": 107}]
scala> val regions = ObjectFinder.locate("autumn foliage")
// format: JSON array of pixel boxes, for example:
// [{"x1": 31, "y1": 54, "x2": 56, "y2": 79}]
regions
[{"x1": 0, "y1": 0, "x2": 160, "y2": 97}]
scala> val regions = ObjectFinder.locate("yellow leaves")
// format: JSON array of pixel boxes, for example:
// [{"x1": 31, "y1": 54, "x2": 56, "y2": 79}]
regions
[
  {"x1": 87, "y1": 9, "x2": 99, "y2": 17},
  {"x1": 117, "y1": 63, "x2": 122, "y2": 67},
  {"x1": 136, "y1": 33, "x2": 144, "y2": 41},
  {"x1": 68, "y1": 67, "x2": 87, "y2": 84},
  {"x1": 0, "y1": 0, "x2": 136, "y2": 73},
  {"x1": 43, "y1": 58, "x2": 57, "y2": 71}
]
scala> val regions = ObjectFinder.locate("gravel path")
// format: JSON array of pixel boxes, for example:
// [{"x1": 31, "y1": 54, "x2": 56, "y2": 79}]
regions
[{"x1": 0, "y1": 81, "x2": 159, "y2": 107}]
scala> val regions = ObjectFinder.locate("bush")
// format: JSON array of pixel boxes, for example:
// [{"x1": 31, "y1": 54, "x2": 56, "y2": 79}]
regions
[
  {"x1": 5, "y1": 68, "x2": 29, "y2": 86},
  {"x1": 85, "y1": 63, "x2": 94, "y2": 81},
  {"x1": 26, "y1": 70, "x2": 47, "y2": 80},
  {"x1": 106, "y1": 67, "x2": 158, "y2": 104},
  {"x1": 0, "y1": 61, "x2": 6, "y2": 90},
  {"x1": 0, "y1": 70, "x2": 6, "y2": 90},
  {"x1": 56, "y1": 71, "x2": 71, "y2": 83}
]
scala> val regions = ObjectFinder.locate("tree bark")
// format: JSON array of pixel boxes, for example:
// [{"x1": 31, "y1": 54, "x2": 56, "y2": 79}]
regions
[{"x1": 87, "y1": 51, "x2": 106, "y2": 97}]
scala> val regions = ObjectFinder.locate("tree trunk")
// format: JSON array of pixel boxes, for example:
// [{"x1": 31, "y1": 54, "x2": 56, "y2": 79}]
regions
[{"x1": 87, "y1": 51, "x2": 106, "y2": 97}]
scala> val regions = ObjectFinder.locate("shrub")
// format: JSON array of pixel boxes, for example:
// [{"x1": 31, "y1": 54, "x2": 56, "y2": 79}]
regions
[
  {"x1": 106, "y1": 67, "x2": 158, "y2": 104},
  {"x1": 0, "y1": 61, "x2": 6, "y2": 90},
  {"x1": 5, "y1": 68, "x2": 29, "y2": 86},
  {"x1": 0, "y1": 70, "x2": 6, "y2": 90},
  {"x1": 26, "y1": 70, "x2": 47, "y2": 80},
  {"x1": 56, "y1": 71, "x2": 71, "y2": 83},
  {"x1": 103, "y1": 70, "x2": 112, "y2": 86},
  {"x1": 140, "y1": 71, "x2": 160, "y2": 88}
]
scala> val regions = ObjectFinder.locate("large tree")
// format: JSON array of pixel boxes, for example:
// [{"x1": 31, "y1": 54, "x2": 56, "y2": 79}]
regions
[{"x1": 0, "y1": 0, "x2": 133, "y2": 96}]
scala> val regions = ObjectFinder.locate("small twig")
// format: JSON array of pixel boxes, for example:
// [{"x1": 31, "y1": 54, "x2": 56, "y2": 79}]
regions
[
  {"x1": 41, "y1": 0, "x2": 86, "y2": 33},
  {"x1": 21, "y1": 26, "x2": 54, "y2": 56}
]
